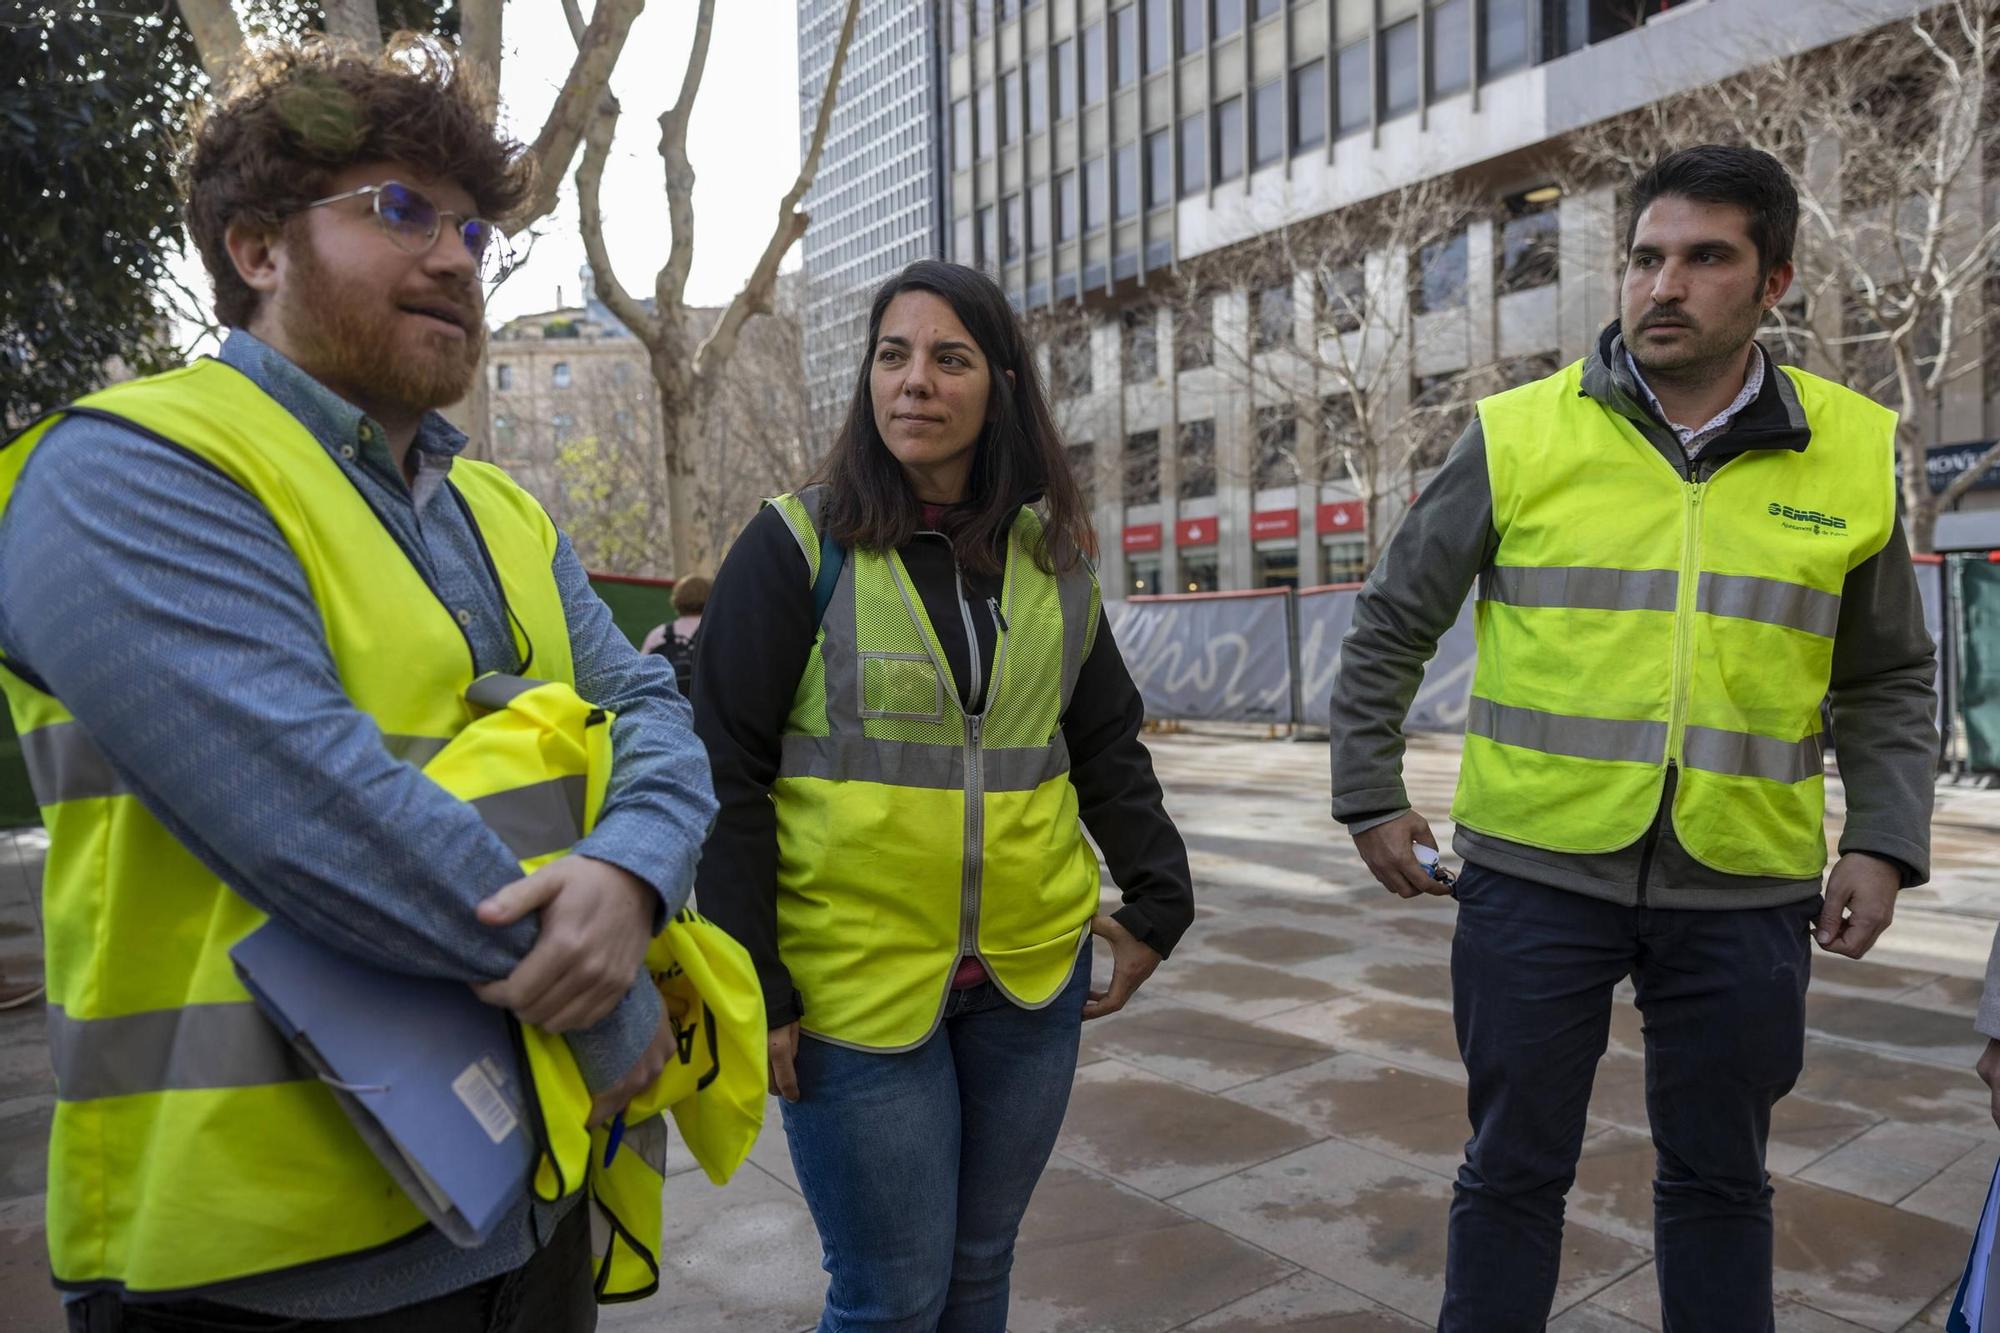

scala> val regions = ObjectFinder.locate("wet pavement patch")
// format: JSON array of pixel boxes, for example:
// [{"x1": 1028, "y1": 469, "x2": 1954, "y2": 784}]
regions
[{"x1": 1207, "y1": 925, "x2": 1358, "y2": 965}]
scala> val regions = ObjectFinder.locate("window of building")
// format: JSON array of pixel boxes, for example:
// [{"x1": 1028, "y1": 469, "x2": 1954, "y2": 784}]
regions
[
  {"x1": 1084, "y1": 156, "x2": 1107, "y2": 232},
  {"x1": 1178, "y1": 418, "x2": 1216, "y2": 498},
  {"x1": 1482, "y1": 0, "x2": 1531, "y2": 76},
  {"x1": 1124, "y1": 429, "x2": 1161, "y2": 505},
  {"x1": 552, "y1": 412, "x2": 575, "y2": 438},
  {"x1": 1323, "y1": 538, "x2": 1366, "y2": 583},
  {"x1": 947, "y1": 0, "x2": 967, "y2": 51},
  {"x1": 1214, "y1": 95, "x2": 1243, "y2": 182},
  {"x1": 977, "y1": 204, "x2": 996, "y2": 268},
  {"x1": 1082, "y1": 21, "x2": 1106, "y2": 105},
  {"x1": 1255, "y1": 546, "x2": 1299, "y2": 588},
  {"x1": 1252, "y1": 78, "x2": 1283, "y2": 168},
  {"x1": 1003, "y1": 193, "x2": 1024, "y2": 262},
  {"x1": 972, "y1": 0, "x2": 990, "y2": 35},
  {"x1": 1113, "y1": 143, "x2": 1139, "y2": 220},
  {"x1": 1413, "y1": 230, "x2": 1468, "y2": 314},
  {"x1": 1291, "y1": 59, "x2": 1325, "y2": 154},
  {"x1": 976, "y1": 83, "x2": 996, "y2": 158},
  {"x1": 1381, "y1": 18, "x2": 1419, "y2": 119},
  {"x1": 1181, "y1": 556, "x2": 1219, "y2": 593},
  {"x1": 1428, "y1": 0, "x2": 1470, "y2": 99},
  {"x1": 1255, "y1": 405, "x2": 1297, "y2": 488},
  {"x1": 1068, "y1": 441, "x2": 1096, "y2": 509},
  {"x1": 1252, "y1": 0, "x2": 1281, "y2": 18},
  {"x1": 1254, "y1": 280, "x2": 1293, "y2": 352},
  {"x1": 1122, "y1": 306, "x2": 1159, "y2": 380},
  {"x1": 1497, "y1": 196, "x2": 1560, "y2": 295},
  {"x1": 1029, "y1": 180, "x2": 1051, "y2": 252},
  {"x1": 552, "y1": 362, "x2": 571, "y2": 389},
  {"x1": 1179, "y1": 0, "x2": 1205, "y2": 54},
  {"x1": 954, "y1": 213, "x2": 974, "y2": 263},
  {"x1": 1215, "y1": 0, "x2": 1243, "y2": 38},
  {"x1": 1027, "y1": 50, "x2": 1048, "y2": 133},
  {"x1": 1000, "y1": 68, "x2": 1020, "y2": 144},
  {"x1": 1130, "y1": 557, "x2": 1162, "y2": 595},
  {"x1": 1176, "y1": 291, "x2": 1214, "y2": 370},
  {"x1": 1057, "y1": 170, "x2": 1079, "y2": 242},
  {"x1": 1056, "y1": 37, "x2": 1077, "y2": 119},
  {"x1": 952, "y1": 96, "x2": 972, "y2": 170},
  {"x1": 1336, "y1": 39, "x2": 1370, "y2": 137},
  {"x1": 495, "y1": 363, "x2": 514, "y2": 390},
  {"x1": 1318, "y1": 264, "x2": 1366, "y2": 335},
  {"x1": 1143, "y1": 0, "x2": 1170, "y2": 72},
  {"x1": 1319, "y1": 391, "x2": 1359, "y2": 477},
  {"x1": 1113, "y1": 5, "x2": 1138, "y2": 87},
  {"x1": 1146, "y1": 128, "x2": 1172, "y2": 209},
  {"x1": 1178, "y1": 111, "x2": 1207, "y2": 196}
]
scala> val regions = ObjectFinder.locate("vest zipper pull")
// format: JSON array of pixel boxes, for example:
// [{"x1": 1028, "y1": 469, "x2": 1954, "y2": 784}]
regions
[{"x1": 987, "y1": 597, "x2": 1008, "y2": 633}]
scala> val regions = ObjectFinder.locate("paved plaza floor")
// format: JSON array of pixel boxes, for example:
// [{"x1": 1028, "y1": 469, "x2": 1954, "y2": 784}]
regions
[{"x1": 3, "y1": 731, "x2": 1999, "y2": 1331}]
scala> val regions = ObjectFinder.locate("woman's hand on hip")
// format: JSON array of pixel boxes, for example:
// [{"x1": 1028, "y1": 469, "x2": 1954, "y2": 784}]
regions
[
  {"x1": 1082, "y1": 914, "x2": 1162, "y2": 1021},
  {"x1": 769, "y1": 1020, "x2": 802, "y2": 1103}
]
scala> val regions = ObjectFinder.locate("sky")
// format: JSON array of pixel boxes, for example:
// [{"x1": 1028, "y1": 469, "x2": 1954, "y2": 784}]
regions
[{"x1": 485, "y1": 1, "x2": 806, "y2": 325}]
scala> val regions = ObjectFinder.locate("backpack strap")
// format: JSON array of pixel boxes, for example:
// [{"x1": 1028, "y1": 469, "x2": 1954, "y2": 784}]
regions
[{"x1": 810, "y1": 528, "x2": 846, "y2": 628}]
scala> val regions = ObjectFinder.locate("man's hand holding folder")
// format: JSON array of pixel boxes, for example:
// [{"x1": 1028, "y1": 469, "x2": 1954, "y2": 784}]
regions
[{"x1": 472, "y1": 854, "x2": 657, "y2": 1032}]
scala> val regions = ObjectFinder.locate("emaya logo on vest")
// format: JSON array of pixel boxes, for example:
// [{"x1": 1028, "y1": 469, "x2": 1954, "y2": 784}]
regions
[{"x1": 1768, "y1": 501, "x2": 1848, "y2": 535}]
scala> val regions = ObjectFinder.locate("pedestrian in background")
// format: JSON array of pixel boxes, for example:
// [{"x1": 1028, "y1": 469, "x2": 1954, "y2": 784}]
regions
[
  {"x1": 692, "y1": 260, "x2": 1194, "y2": 1332},
  {"x1": 642, "y1": 573, "x2": 710, "y2": 699},
  {"x1": 1328, "y1": 145, "x2": 1937, "y2": 1331}
]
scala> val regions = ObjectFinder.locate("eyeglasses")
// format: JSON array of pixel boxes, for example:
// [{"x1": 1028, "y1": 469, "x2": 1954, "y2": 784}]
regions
[{"x1": 301, "y1": 180, "x2": 515, "y2": 286}]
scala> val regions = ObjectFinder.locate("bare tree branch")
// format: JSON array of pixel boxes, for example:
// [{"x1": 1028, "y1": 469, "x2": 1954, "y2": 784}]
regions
[
  {"x1": 696, "y1": 0, "x2": 861, "y2": 379},
  {"x1": 174, "y1": 0, "x2": 248, "y2": 83},
  {"x1": 321, "y1": 0, "x2": 382, "y2": 49},
  {"x1": 577, "y1": 92, "x2": 659, "y2": 349},
  {"x1": 655, "y1": 0, "x2": 716, "y2": 314},
  {"x1": 517, "y1": 0, "x2": 647, "y2": 233}
]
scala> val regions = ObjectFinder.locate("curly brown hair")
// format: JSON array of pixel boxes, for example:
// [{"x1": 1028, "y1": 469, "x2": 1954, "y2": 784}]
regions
[{"x1": 182, "y1": 34, "x2": 535, "y2": 328}]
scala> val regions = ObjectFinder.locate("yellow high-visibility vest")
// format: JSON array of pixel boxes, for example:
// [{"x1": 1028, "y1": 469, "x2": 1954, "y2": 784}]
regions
[
  {"x1": 763, "y1": 488, "x2": 1102, "y2": 1051},
  {"x1": 1454, "y1": 358, "x2": 1897, "y2": 878},
  {"x1": 0, "y1": 359, "x2": 754, "y2": 1298}
]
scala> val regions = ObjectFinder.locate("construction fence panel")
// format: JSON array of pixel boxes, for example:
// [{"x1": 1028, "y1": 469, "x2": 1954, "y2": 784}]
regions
[
  {"x1": 1104, "y1": 590, "x2": 1298, "y2": 724},
  {"x1": 1958, "y1": 558, "x2": 2000, "y2": 771}
]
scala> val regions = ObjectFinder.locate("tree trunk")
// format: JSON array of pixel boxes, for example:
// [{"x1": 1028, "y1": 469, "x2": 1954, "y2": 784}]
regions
[
  {"x1": 653, "y1": 345, "x2": 701, "y2": 575},
  {"x1": 1893, "y1": 343, "x2": 1937, "y2": 553}
]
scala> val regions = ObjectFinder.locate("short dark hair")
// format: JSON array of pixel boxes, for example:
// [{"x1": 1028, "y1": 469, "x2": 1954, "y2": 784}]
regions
[
  {"x1": 1626, "y1": 145, "x2": 1798, "y2": 277},
  {"x1": 813, "y1": 261, "x2": 1095, "y2": 578},
  {"x1": 182, "y1": 34, "x2": 535, "y2": 327}
]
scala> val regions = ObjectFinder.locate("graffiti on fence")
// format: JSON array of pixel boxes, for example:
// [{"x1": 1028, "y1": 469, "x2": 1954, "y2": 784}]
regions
[{"x1": 1105, "y1": 594, "x2": 1296, "y2": 723}]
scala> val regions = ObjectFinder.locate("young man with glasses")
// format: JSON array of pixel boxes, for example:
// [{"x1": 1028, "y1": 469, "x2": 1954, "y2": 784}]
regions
[{"x1": 0, "y1": 37, "x2": 716, "y2": 1331}]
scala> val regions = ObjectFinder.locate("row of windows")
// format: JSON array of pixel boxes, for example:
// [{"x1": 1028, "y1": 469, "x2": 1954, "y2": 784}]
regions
[
  {"x1": 954, "y1": 190, "x2": 1559, "y2": 320},
  {"x1": 947, "y1": 0, "x2": 1686, "y2": 71},
  {"x1": 949, "y1": 0, "x2": 1694, "y2": 179}
]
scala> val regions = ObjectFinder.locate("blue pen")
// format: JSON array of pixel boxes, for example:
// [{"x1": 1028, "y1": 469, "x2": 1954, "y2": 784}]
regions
[{"x1": 603, "y1": 1111, "x2": 625, "y2": 1168}]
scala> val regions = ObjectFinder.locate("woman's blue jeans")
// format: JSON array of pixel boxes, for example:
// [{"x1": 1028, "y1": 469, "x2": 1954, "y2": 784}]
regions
[{"x1": 780, "y1": 951, "x2": 1090, "y2": 1333}]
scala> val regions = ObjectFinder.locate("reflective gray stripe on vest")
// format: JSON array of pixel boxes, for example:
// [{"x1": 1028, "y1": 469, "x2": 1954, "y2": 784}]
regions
[
  {"x1": 777, "y1": 732, "x2": 1070, "y2": 793},
  {"x1": 381, "y1": 734, "x2": 450, "y2": 767},
  {"x1": 1465, "y1": 697, "x2": 1667, "y2": 764},
  {"x1": 466, "y1": 674, "x2": 552, "y2": 711},
  {"x1": 1478, "y1": 566, "x2": 1679, "y2": 613},
  {"x1": 1055, "y1": 567, "x2": 1095, "y2": 713},
  {"x1": 1696, "y1": 572, "x2": 1841, "y2": 639},
  {"x1": 471, "y1": 774, "x2": 587, "y2": 861},
  {"x1": 1683, "y1": 725, "x2": 1825, "y2": 784},
  {"x1": 19, "y1": 721, "x2": 125, "y2": 804},
  {"x1": 49, "y1": 1002, "x2": 306, "y2": 1103}
]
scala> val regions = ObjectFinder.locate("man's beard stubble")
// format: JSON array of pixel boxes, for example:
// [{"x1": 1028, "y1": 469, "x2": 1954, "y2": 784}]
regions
[
  {"x1": 1626, "y1": 298, "x2": 1765, "y2": 391},
  {"x1": 282, "y1": 240, "x2": 485, "y2": 417}
]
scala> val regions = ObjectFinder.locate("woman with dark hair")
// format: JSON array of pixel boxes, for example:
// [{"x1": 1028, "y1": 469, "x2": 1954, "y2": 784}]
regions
[{"x1": 691, "y1": 260, "x2": 1193, "y2": 1330}]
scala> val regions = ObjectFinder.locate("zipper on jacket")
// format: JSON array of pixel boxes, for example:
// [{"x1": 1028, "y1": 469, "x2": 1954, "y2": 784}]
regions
[
  {"x1": 953, "y1": 558, "x2": 989, "y2": 968},
  {"x1": 1665, "y1": 481, "x2": 1705, "y2": 764},
  {"x1": 987, "y1": 596, "x2": 1008, "y2": 634}
]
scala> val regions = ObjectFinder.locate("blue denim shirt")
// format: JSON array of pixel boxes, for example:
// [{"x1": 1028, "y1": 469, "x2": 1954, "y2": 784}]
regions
[{"x1": 0, "y1": 331, "x2": 716, "y2": 1314}]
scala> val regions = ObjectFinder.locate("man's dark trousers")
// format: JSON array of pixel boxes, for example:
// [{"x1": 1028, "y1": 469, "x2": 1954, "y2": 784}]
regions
[{"x1": 1439, "y1": 861, "x2": 1817, "y2": 1332}]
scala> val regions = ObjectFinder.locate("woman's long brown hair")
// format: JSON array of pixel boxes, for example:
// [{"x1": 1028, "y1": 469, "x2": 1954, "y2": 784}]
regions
[{"x1": 811, "y1": 261, "x2": 1096, "y2": 577}]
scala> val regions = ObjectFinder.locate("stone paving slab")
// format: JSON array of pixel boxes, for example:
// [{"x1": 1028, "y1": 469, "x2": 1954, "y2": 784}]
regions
[{"x1": 4, "y1": 735, "x2": 2000, "y2": 1331}]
